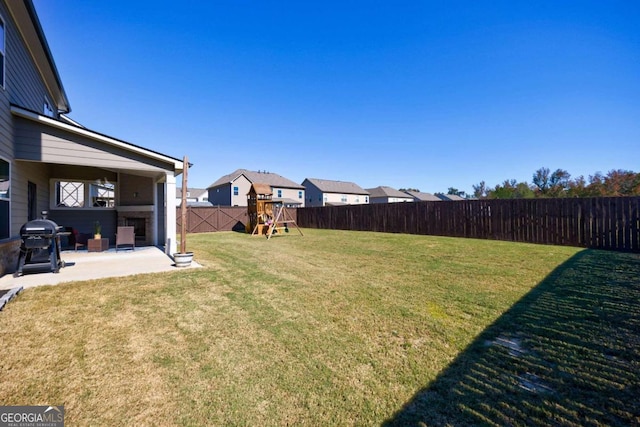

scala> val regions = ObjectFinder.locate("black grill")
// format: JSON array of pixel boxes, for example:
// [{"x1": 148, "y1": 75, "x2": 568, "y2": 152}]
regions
[{"x1": 16, "y1": 215, "x2": 66, "y2": 276}]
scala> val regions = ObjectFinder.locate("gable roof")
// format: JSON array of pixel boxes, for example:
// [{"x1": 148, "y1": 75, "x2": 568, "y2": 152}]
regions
[
  {"x1": 366, "y1": 186, "x2": 413, "y2": 199},
  {"x1": 303, "y1": 178, "x2": 369, "y2": 195},
  {"x1": 403, "y1": 190, "x2": 442, "y2": 202},
  {"x1": 208, "y1": 169, "x2": 304, "y2": 189}
]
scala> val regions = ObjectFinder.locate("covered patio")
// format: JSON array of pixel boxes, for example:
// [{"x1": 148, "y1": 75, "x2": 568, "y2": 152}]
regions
[
  {"x1": 8, "y1": 105, "x2": 185, "y2": 260},
  {"x1": 0, "y1": 246, "x2": 200, "y2": 292}
]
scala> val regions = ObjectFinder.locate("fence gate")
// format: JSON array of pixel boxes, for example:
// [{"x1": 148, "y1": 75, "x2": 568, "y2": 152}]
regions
[{"x1": 177, "y1": 206, "x2": 249, "y2": 233}]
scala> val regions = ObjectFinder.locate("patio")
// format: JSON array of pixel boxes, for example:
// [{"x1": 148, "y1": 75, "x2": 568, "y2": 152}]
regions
[{"x1": 0, "y1": 246, "x2": 200, "y2": 291}]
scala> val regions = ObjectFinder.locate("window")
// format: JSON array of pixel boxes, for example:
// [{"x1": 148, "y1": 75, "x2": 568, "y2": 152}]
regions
[
  {"x1": 341, "y1": 195, "x2": 347, "y2": 203},
  {"x1": 0, "y1": 17, "x2": 4, "y2": 88},
  {"x1": 0, "y1": 158, "x2": 9, "y2": 239},
  {"x1": 298, "y1": 191, "x2": 303, "y2": 199},
  {"x1": 52, "y1": 180, "x2": 115, "y2": 208},
  {"x1": 233, "y1": 186, "x2": 239, "y2": 196},
  {"x1": 277, "y1": 189, "x2": 282, "y2": 198},
  {"x1": 365, "y1": 196, "x2": 369, "y2": 203}
]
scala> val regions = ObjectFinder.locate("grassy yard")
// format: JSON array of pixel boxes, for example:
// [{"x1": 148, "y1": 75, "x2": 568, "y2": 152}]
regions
[{"x1": 0, "y1": 229, "x2": 638, "y2": 426}]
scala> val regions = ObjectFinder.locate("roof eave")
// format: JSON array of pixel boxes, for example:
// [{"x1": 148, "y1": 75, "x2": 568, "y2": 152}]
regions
[
  {"x1": 11, "y1": 105, "x2": 184, "y2": 172},
  {"x1": 8, "y1": 1, "x2": 71, "y2": 113}
]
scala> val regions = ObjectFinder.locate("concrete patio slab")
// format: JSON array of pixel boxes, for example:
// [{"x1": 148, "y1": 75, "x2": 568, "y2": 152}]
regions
[{"x1": 0, "y1": 246, "x2": 201, "y2": 291}]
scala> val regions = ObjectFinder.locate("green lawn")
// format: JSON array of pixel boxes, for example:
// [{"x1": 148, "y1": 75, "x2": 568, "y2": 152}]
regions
[{"x1": 0, "y1": 229, "x2": 638, "y2": 426}]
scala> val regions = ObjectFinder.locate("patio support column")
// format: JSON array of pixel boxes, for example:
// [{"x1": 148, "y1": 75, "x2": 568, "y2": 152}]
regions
[
  {"x1": 152, "y1": 178, "x2": 159, "y2": 246},
  {"x1": 165, "y1": 172, "x2": 177, "y2": 255}
]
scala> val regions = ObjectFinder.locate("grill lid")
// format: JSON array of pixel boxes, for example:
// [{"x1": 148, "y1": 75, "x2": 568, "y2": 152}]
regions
[{"x1": 20, "y1": 219, "x2": 61, "y2": 236}]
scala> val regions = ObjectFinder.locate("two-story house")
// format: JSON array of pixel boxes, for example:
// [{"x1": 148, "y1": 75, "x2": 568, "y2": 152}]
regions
[
  {"x1": 207, "y1": 169, "x2": 305, "y2": 207},
  {"x1": 366, "y1": 186, "x2": 414, "y2": 204},
  {"x1": 0, "y1": 0, "x2": 186, "y2": 275},
  {"x1": 302, "y1": 178, "x2": 369, "y2": 207}
]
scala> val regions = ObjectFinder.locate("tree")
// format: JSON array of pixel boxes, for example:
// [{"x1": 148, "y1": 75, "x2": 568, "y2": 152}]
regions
[
  {"x1": 604, "y1": 169, "x2": 640, "y2": 196},
  {"x1": 486, "y1": 180, "x2": 534, "y2": 199},
  {"x1": 447, "y1": 187, "x2": 466, "y2": 197},
  {"x1": 567, "y1": 175, "x2": 588, "y2": 197},
  {"x1": 548, "y1": 169, "x2": 571, "y2": 197},
  {"x1": 532, "y1": 167, "x2": 551, "y2": 194},
  {"x1": 472, "y1": 181, "x2": 487, "y2": 199},
  {"x1": 533, "y1": 167, "x2": 570, "y2": 197}
]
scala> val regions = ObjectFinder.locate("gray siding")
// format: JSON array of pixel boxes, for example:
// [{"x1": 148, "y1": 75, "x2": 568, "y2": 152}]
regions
[
  {"x1": 1, "y1": 0, "x2": 63, "y2": 238},
  {"x1": 10, "y1": 160, "x2": 52, "y2": 235},
  {"x1": 5, "y1": 8, "x2": 54, "y2": 114},
  {"x1": 14, "y1": 118, "x2": 170, "y2": 171},
  {"x1": 0, "y1": 0, "x2": 59, "y2": 160},
  {"x1": 304, "y1": 182, "x2": 323, "y2": 207},
  {"x1": 208, "y1": 183, "x2": 232, "y2": 206}
]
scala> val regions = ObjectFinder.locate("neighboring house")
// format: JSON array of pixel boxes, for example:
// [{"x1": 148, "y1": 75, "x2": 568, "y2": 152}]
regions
[
  {"x1": 436, "y1": 193, "x2": 466, "y2": 201},
  {"x1": 0, "y1": 0, "x2": 186, "y2": 276},
  {"x1": 366, "y1": 186, "x2": 414, "y2": 204},
  {"x1": 403, "y1": 190, "x2": 442, "y2": 202},
  {"x1": 302, "y1": 178, "x2": 369, "y2": 207},
  {"x1": 207, "y1": 169, "x2": 305, "y2": 207},
  {"x1": 176, "y1": 187, "x2": 208, "y2": 206}
]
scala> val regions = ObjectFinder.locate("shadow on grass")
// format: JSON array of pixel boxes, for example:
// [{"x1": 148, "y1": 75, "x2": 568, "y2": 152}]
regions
[{"x1": 384, "y1": 250, "x2": 640, "y2": 426}]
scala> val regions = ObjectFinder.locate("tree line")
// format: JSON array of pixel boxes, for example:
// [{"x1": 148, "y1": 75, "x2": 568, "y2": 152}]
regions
[{"x1": 471, "y1": 168, "x2": 640, "y2": 199}]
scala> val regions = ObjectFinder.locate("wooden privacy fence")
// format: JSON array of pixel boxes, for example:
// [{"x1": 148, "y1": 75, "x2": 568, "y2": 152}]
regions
[
  {"x1": 296, "y1": 197, "x2": 640, "y2": 252},
  {"x1": 177, "y1": 206, "x2": 249, "y2": 233}
]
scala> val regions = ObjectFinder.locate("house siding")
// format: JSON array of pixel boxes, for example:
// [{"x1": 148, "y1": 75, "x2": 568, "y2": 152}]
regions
[
  {"x1": 370, "y1": 196, "x2": 413, "y2": 204},
  {"x1": 11, "y1": 160, "x2": 51, "y2": 234},
  {"x1": 207, "y1": 183, "x2": 232, "y2": 206},
  {"x1": 14, "y1": 118, "x2": 170, "y2": 171},
  {"x1": 273, "y1": 186, "x2": 304, "y2": 206},
  {"x1": 325, "y1": 193, "x2": 365, "y2": 205},
  {"x1": 1, "y1": 0, "x2": 59, "y2": 160},
  {"x1": 231, "y1": 176, "x2": 252, "y2": 206},
  {"x1": 304, "y1": 182, "x2": 322, "y2": 207},
  {"x1": 303, "y1": 183, "x2": 366, "y2": 207},
  {"x1": 1, "y1": 0, "x2": 62, "y2": 237}
]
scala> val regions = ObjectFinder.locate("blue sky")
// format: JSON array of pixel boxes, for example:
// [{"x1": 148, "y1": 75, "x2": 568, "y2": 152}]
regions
[{"x1": 33, "y1": 1, "x2": 639, "y2": 194}]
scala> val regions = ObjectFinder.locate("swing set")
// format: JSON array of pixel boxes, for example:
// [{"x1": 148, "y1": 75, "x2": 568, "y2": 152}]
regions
[{"x1": 247, "y1": 183, "x2": 303, "y2": 239}]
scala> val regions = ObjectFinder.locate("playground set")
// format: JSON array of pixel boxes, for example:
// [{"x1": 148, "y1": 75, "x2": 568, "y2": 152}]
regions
[{"x1": 247, "y1": 183, "x2": 303, "y2": 239}]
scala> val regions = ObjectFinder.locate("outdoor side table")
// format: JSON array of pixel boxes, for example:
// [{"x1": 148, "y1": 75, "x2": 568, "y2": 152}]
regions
[{"x1": 88, "y1": 238, "x2": 109, "y2": 252}]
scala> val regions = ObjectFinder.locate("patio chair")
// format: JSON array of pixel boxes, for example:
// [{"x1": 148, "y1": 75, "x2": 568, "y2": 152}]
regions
[
  {"x1": 73, "y1": 229, "x2": 90, "y2": 251},
  {"x1": 115, "y1": 226, "x2": 135, "y2": 252}
]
